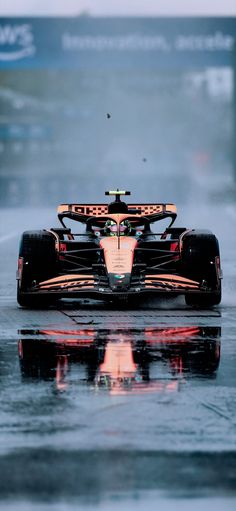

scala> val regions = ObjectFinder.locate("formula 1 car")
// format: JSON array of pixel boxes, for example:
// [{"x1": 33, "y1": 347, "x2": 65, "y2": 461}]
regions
[{"x1": 17, "y1": 190, "x2": 222, "y2": 308}]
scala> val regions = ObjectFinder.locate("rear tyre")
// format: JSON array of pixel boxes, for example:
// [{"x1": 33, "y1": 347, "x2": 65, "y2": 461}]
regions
[
  {"x1": 17, "y1": 230, "x2": 57, "y2": 308},
  {"x1": 181, "y1": 230, "x2": 222, "y2": 308}
]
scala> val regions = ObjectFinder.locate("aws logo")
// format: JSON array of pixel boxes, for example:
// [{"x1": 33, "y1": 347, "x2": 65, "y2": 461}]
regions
[{"x1": 0, "y1": 24, "x2": 36, "y2": 61}]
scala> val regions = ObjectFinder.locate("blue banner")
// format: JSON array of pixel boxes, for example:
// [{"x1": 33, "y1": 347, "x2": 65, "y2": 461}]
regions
[{"x1": 0, "y1": 17, "x2": 235, "y2": 69}]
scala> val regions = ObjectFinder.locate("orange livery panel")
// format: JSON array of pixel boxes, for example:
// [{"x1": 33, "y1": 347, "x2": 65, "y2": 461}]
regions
[
  {"x1": 58, "y1": 203, "x2": 177, "y2": 218},
  {"x1": 100, "y1": 236, "x2": 138, "y2": 275}
]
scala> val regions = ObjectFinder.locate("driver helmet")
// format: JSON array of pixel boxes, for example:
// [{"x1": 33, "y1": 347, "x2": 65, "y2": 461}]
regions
[{"x1": 104, "y1": 220, "x2": 131, "y2": 236}]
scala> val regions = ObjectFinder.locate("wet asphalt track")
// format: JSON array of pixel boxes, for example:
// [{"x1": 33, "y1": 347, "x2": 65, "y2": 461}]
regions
[{"x1": 0, "y1": 206, "x2": 236, "y2": 511}]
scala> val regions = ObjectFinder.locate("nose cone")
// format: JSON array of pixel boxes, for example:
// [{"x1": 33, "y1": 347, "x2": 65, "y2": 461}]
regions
[
  {"x1": 108, "y1": 273, "x2": 131, "y2": 290},
  {"x1": 100, "y1": 236, "x2": 138, "y2": 291}
]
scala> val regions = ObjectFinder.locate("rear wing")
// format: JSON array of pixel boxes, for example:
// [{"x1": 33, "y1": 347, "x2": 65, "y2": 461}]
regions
[{"x1": 57, "y1": 203, "x2": 177, "y2": 226}]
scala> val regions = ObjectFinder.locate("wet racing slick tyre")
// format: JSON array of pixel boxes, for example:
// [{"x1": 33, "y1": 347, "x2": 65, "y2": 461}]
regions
[
  {"x1": 181, "y1": 230, "x2": 222, "y2": 308},
  {"x1": 17, "y1": 230, "x2": 57, "y2": 308}
]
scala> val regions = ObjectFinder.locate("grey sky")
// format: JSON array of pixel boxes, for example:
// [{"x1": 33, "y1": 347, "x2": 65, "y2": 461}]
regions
[{"x1": 1, "y1": 0, "x2": 236, "y2": 16}]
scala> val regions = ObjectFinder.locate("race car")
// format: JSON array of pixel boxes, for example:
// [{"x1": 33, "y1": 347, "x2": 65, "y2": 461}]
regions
[{"x1": 17, "y1": 190, "x2": 222, "y2": 308}]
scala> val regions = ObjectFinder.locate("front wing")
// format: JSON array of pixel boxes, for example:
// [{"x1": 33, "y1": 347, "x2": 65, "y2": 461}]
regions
[{"x1": 20, "y1": 273, "x2": 212, "y2": 300}]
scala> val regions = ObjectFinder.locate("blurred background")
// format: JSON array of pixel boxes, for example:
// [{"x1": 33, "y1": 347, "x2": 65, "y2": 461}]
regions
[{"x1": 0, "y1": 1, "x2": 236, "y2": 206}]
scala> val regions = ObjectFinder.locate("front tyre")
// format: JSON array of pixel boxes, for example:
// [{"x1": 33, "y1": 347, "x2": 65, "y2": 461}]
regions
[
  {"x1": 17, "y1": 230, "x2": 57, "y2": 308},
  {"x1": 17, "y1": 283, "x2": 57, "y2": 308},
  {"x1": 181, "y1": 230, "x2": 222, "y2": 308}
]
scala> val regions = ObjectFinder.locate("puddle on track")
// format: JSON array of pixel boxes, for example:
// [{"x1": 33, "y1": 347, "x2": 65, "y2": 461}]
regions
[
  {"x1": 1, "y1": 307, "x2": 236, "y2": 506},
  {"x1": 18, "y1": 326, "x2": 221, "y2": 394}
]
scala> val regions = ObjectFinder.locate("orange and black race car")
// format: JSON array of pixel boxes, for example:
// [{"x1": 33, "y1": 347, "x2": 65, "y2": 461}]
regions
[{"x1": 17, "y1": 190, "x2": 222, "y2": 308}]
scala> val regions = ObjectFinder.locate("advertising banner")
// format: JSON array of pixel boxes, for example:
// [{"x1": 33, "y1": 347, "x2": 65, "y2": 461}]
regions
[{"x1": 0, "y1": 17, "x2": 235, "y2": 69}]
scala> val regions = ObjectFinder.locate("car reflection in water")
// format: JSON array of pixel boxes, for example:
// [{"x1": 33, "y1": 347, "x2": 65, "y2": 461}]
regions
[{"x1": 18, "y1": 327, "x2": 221, "y2": 394}]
